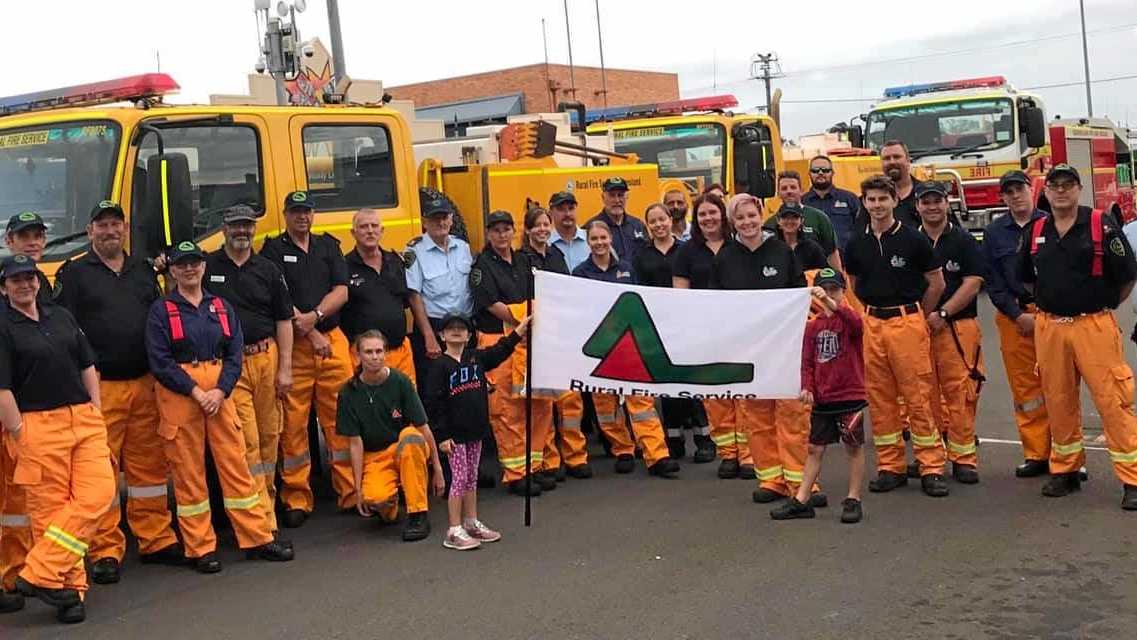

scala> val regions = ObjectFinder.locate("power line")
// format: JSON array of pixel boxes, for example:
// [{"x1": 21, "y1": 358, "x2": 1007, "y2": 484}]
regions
[{"x1": 1023, "y1": 73, "x2": 1137, "y2": 91}]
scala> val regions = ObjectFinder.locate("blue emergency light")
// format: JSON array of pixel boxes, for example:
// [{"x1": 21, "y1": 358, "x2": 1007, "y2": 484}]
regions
[{"x1": 882, "y1": 76, "x2": 1007, "y2": 100}]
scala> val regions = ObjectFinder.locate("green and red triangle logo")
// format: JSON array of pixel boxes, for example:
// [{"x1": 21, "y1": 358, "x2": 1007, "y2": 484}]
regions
[{"x1": 582, "y1": 292, "x2": 753, "y2": 385}]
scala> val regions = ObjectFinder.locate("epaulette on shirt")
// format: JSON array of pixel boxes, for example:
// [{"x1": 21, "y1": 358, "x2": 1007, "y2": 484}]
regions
[{"x1": 321, "y1": 232, "x2": 341, "y2": 245}]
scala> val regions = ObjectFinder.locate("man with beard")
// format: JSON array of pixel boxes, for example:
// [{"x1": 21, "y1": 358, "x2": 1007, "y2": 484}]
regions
[
  {"x1": 663, "y1": 189, "x2": 692, "y2": 241},
  {"x1": 548, "y1": 191, "x2": 589, "y2": 271},
  {"x1": 881, "y1": 141, "x2": 920, "y2": 228},
  {"x1": 205, "y1": 205, "x2": 295, "y2": 532},
  {"x1": 802, "y1": 155, "x2": 861, "y2": 254}
]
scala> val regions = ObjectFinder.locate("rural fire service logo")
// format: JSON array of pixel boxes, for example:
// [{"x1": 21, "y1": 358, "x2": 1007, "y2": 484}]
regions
[{"x1": 582, "y1": 292, "x2": 753, "y2": 384}]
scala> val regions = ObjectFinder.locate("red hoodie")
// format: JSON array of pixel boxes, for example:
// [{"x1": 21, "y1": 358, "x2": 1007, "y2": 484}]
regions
[{"x1": 801, "y1": 304, "x2": 865, "y2": 404}]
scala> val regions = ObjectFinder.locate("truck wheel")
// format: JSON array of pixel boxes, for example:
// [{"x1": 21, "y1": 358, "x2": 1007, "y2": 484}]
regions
[{"x1": 418, "y1": 186, "x2": 469, "y2": 243}]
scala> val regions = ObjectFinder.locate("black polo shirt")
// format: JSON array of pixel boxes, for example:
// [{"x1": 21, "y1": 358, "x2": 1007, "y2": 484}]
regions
[
  {"x1": 923, "y1": 223, "x2": 985, "y2": 320},
  {"x1": 673, "y1": 240, "x2": 719, "y2": 289},
  {"x1": 260, "y1": 232, "x2": 349, "y2": 333},
  {"x1": 1019, "y1": 206, "x2": 1137, "y2": 316},
  {"x1": 205, "y1": 250, "x2": 293, "y2": 345},
  {"x1": 471, "y1": 249, "x2": 528, "y2": 334},
  {"x1": 632, "y1": 240, "x2": 682, "y2": 288},
  {"x1": 775, "y1": 232, "x2": 829, "y2": 271},
  {"x1": 341, "y1": 248, "x2": 411, "y2": 347},
  {"x1": 845, "y1": 219, "x2": 940, "y2": 307},
  {"x1": 0, "y1": 303, "x2": 96, "y2": 412},
  {"x1": 711, "y1": 237, "x2": 806, "y2": 291},
  {"x1": 519, "y1": 244, "x2": 568, "y2": 299},
  {"x1": 54, "y1": 252, "x2": 161, "y2": 380}
]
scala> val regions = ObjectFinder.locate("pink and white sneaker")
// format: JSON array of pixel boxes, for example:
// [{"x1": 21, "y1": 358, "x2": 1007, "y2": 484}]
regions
[
  {"x1": 463, "y1": 519, "x2": 502, "y2": 543},
  {"x1": 443, "y1": 527, "x2": 480, "y2": 551}
]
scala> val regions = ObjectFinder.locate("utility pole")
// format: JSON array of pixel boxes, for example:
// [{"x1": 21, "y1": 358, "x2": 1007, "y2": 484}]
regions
[
  {"x1": 750, "y1": 53, "x2": 783, "y2": 114},
  {"x1": 327, "y1": 0, "x2": 347, "y2": 83},
  {"x1": 564, "y1": 0, "x2": 577, "y2": 100},
  {"x1": 594, "y1": 0, "x2": 608, "y2": 110},
  {"x1": 1078, "y1": 0, "x2": 1093, "y2": 116}
]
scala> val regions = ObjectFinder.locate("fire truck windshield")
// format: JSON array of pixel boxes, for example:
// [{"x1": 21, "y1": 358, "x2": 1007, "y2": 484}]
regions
[
  {"x1": 0, "y1": 120, "x2": 120, "y2": 260},
  {"x1": 866, "y1": 98, "x2": 1015, "y2": 158},
  {"x1": 608, "y1": 123, "x2": 725, "y2": 189}
]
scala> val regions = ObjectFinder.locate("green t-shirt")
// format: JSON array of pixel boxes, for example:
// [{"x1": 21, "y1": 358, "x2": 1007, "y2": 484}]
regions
[{"x1": 336, "y1": 369, "x2": 427, "y2": 452}]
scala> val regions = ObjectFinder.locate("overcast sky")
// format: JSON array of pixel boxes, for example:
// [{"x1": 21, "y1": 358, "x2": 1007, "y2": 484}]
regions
[{"x1": 7, "y1": 0, "x2": 1137, "y2": 138}]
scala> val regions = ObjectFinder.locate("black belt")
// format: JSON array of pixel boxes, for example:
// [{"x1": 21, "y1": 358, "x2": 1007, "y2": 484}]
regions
[{"x1": 866, "y1": 303, "x2": 920, "y2": 320}]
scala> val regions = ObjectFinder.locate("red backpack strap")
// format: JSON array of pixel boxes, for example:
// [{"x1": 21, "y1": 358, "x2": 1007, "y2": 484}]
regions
[
  {"x1": 1029, "y1": 216, "x2": 1047, "y2": 256},
  {"x1": 210, "y1": 299, "x2": 232, "y2": 339},
  {"x1": 1090, "y1": 208, "x2": 1104, "y2": 277},
  {"x1": 165, "y1": 300, "x2": 184, "y2": 341}
]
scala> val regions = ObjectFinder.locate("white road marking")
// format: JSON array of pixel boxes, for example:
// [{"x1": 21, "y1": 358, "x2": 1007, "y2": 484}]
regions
[{"x1": 979, "y1": 437, "x2": 1108, "y2": 452}]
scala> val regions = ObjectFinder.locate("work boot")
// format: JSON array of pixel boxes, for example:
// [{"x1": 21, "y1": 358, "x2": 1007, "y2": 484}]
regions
[
  {"x1": 906, "y1": 461, "x2": 921, "y2": 479},
  {"x1": 666, "y1": 437, "x2": 686, "y2": 460},
  {"x1": 752, "y1": 488, "x2": 786, "y2": 504},
  {"x1": 90, "y1": 557, "x2": 121, "y2": 585},
  {"x1": 808, "y1": 493, "x2": 829, "y2": 508},
  {"x1": 717, "y1": 458, "x2": 740, "y2": 479},
  {"x1": 0, "y1": 590, "x2": 24, "y2": 614},
  {"x1": 534, "y1": 472, "x2": 557, "y2": 491},
  {"x1": 840, "y1": 498, "x2": 863, "y2": 524},
  {"x1": 246, "y1": 540, "x2": 295, "y2": 562},
  {"x1": 566, "y1": 463, "x2": 593, "y2": 479},
  {"x1": 1015, "y1": 459, "x2": 1049, "y2": 478},
  {"x1": 554, "y1": 466, "x2": 567, "y2": 482},
  {"x1": 1122, "y1": 485, "x2": 1137, "y2": 511},
  {"x1": 648, "y1": 457, "x2": 680, "y2": 478},
  {"x1": 15, "y1": 577, "x2": 80, "y2": 608},
  {"x1": 139, "y1": 543, "x2": 188, "y2": 566},
  {"x1": 193, "y1": 553, "x2": 222, "y2": 574},
  {"x1": 952, "y1": 463, "x2": 979, "y2": 484},
  {"x1": 738, "y1": 464, "x2": 756, "y2": 480},
  {"x1": 1041, "y1": 472, "x2": 1081, "y2": 497},
  {"x1": 56, "y1": 601, "x2": 86, "y2": 624},
  {"x1": 280, "y1": 509, "x2": 308, "y2": 529},
  {"x1": 692, "y1": 439, "x2": 716, "y2": 464},
  {"x1": 868, "y1": 471, "x2": 908, "y2": 493},
  {"x1": 921, "y1": 474, "x2": 950, "y2": 497},
  {"x1": 403, "y1": 512, "x2": 431, "y2": 542},
  {"x1": 508, "y1": 479, "x2": 542, "y2": 496},
  {"x1": 770, "y1": 497, "x2": 815, "y2": 520},
  {"x1": 614, "y1": 454, "x2": 635, "y2": 474}
]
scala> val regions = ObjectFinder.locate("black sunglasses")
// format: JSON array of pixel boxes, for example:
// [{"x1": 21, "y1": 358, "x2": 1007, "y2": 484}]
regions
[{"x1": 809, "y1": 167, "x2": 833, "y2": 174}]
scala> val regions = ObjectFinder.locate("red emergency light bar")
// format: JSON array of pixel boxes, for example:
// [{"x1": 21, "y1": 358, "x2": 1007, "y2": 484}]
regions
[
  {"x1": 0, "y1": 74, "x2": 180, "y2": 116},
  {"x1": 584, "y1": 94, "x2": 738, "y2": 124},
  {"x1": 882, "y1": 76, "x2": 1007, "y2": 99}
]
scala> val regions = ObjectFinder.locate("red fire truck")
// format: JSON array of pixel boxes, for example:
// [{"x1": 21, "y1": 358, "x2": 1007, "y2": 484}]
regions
[{"x1": 1038, "y1": 118, "x2": 1135, "y2": 223}]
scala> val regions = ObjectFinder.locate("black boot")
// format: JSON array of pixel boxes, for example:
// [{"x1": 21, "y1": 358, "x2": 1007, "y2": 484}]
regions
[
  {"x1": 1015, "y1": 459, "x2": 1049, "y2": 478},
  {"x1": 193, "y1": 553, "x2": 222, "y2": 574},
  {"x1": 648, "y1": 457, "x2": 680, "y2": 478},
  {"x1": 402, "y1": 512, "x2": 431, "y2": 541},
  {"x1": 1122, "y1": 485, "x2": 1137, "y2": 511},
  {"x1": 614, "y1": 454, "x2": 635, "y2": 474},
  {"x1": 554, "y1": 466, "x2": 567, "y2": 482},
  {"x1": 1042, "y1": 472, "x2": 1081, "y2": 497},
  {"x1": 868, "y1": 471, "x2": 908, "y2": 493},
  {"x1": 921, "y1": 474, "x2": 950, "y2": 497},
  {"x1": 56, "y1": 601, "x2": 86, "y2": 624},
  {"x1": 534, "y1": 472, "x2": 557, "y2": 491},
  {"x1": 508, "y1": 479, "x2": 542, "y2": 496},
  {"x1": 139, "y1": 543, "x2": 188, "y2": 566},
  {"x1": 279, "y1": 509, "x2": 309, "y2": 529},
  {"x1": 737, "y1": 464, "x2": 757, "y2": 480},
  {"x1": 90, "y1": 557, "x2": 121, "y2": 585},
  {"x1": 15, "y1": 577, "x2": 80, "y2": 608},
  {"x1": 692, "y1": 437, "x2": 716, "y2": 464},
  {"x1": 0, "y1": 590, "x2": 24, "y2": 614},
  {"x1": 666, "y1": 436, "x2": 686, "y2": 460},
  {"x1": 566, "y1": 463, "x2": 593, "y2": 479},
  {"x1": 717, "y1": 458, "x2": 740, "y2": 479},
  {"x1": 952, "y1": 463, "x2": 979, "y2": 484},
  {"x1": 246, "y1": 539, "x2": 295, "y2": 562}
]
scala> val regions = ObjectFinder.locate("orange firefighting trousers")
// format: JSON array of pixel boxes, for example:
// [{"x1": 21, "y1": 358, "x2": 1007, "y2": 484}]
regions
[
  {"x1": 359, "y1": 426, "x2": 429, "y2": 521},
  {"x1": 716, "y1": 399, "x2": 811, "y2": 496},
  {"x1": 155, "y1": 361, "x2": 273, "y2": 558},
  {"x1": 929, "y1": 319, "x2": 984, "y2": 468},
  {"x1": 89, "y1": 374, "x2": 178, "y2": 562},
  {"x1": 552, "y1": 392, "x2": 590, "y2": 468},
  {"x1": 1, "y1": 441, "x2": 29, "y2": 593},
  {"x1": 479, "y1": 332, "x2": 551, "y2": 481},
  {"x1": 592, "y1": 393, "x2": 669, "y2": 466},
  {"x1": 11, "y1": 403, "x2": 114, "y2": 594},
  {"x1": 280, "y1": 328, "x2": 355, "y2": 513},
  {"x1": 864, "y1": 309, "x2": 947, "y2": 475},
  {"x1": 231, "y1": 345, "x2": 283, "y2": 532},
  {"x1": 705, "y1": 399, "x2": 754, "y2": 466},
  {"x1": 1035, "y1": 311, "x2": 1137, "y2": 484},
  {"x1": 995, "y1": 308, "x2": 1050, "y2": 461}
]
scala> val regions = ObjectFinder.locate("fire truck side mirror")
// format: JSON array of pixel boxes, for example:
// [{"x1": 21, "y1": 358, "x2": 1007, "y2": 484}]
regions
[
  {"x1": 136, "y1": 153, "x2": 195, "y2": 260},
  {"x1": 1020, "y1": 106, "x2": 1046, "y2": 149},
  {"x1": 848, "y1": 124, "x2": 865, "y2": 150},
  {"x1": 733, "y1": 124, "x2": 776, "y2": 199}
]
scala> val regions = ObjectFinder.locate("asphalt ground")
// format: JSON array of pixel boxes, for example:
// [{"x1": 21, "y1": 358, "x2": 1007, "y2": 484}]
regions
[{"x1": 6, "y1": 299, "x2": 1137, "y2": 640}]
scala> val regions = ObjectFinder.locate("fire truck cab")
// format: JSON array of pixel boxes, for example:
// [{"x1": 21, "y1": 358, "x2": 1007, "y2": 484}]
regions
[{"x1": 1043, "y1": 118, "x2": 1135, "y2": 223}]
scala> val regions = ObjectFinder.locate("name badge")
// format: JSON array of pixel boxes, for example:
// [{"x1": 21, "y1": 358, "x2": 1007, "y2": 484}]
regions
[
  {"x1": 1034, "y1": 237, "x2": 1045, "y2": 245},
  {"x1": 283, "y1": 255, "x2": 299, "y2": 263},
  {"x1": 209, "y1": 275, "x2": 226, "y2": 283},
  {"x1": 834, "y1": 201, "x2": 848, "y2": 208}
]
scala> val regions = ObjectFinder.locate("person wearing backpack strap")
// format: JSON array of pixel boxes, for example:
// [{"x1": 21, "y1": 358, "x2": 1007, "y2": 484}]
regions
[{"x1": 1019, "y1": 164, "x2": 1137, "y2": 509}]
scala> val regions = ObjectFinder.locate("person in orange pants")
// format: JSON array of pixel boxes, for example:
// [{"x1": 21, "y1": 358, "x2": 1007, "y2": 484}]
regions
[
  {"x1": 705, "y1": 400, "x2": 754, "y2": 479},
  {"x1": 553, "y1": 392, "x2": 593, "y2": 478},
  {"x1": 916, "y1": 181, "x2": 986, "y2": 484},
  {"x1": 0, "y1": 255, "x2": 114, "y2": 625},
  {"x1": 985, "y1": 170, "x2": 1052, "y2": 476},
  {"x1": 54, "y1": 200, "x2": 184, "y2": 585},
  {"x1": 146, "y1": 242, "x2": 295, "y2": 573},
  {"x1": 844, "y1": 175, "x2": 950, "y2": 497},
  {"x1": 1019, "y1": 164, "x2": 1137, "y2": 508},
  {"x1": 260, "y1": 191, "x2": 352, "y2": 527}
]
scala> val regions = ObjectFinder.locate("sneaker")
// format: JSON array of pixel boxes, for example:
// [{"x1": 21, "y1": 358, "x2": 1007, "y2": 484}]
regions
[
  {"x1": 56, "y1": 601, "x2": 86, "y2": 624},
  {"x1": 840, "y1": 498, "x2": 863, "y2": 523},
  {"x1": 508, "y1": 479, "x2": 542, "y2": 496},
  {"x1": 921, "y1": 474, "x2": 950, "y2": 497},
  {"x1": 443, "y1": 527, "x2": 481, "y2": 551},
  {"x1": 463, "y1": 519, "x2": 502, "y2": 543},
  {"x1": 752, "y1": 488, "x2": 786, "y2": 503},
  {"x1": 614, "y1": 454, "x2": 635, "y2": 474},
  {"x1": 1122, "y1": 485, "x2": 1137, "y2": 511},
  {"x1": 566, "y1": 463, "x2": 593, "y2": 479},
  {"x1": 808, "y1": 493, "x2": 829, "y2": 508},
  {"x1": 692, "y1": 441, "x2": 716, "y2": 464},
  {"x1": 648, "y1": 457, "x2": 680, "y2": 478},
  {"x1": 1015, "y1": 459, "x2": 1049, "y2": 478},
  {"x1": 403, "y1": 512, "x2": 432, "y2": 541},
  {"x1": 90, "y1": 557, "x2": 121, "y2": 585},
  {"x1": 534, "y1": 472, "x2": 557, "y2": 491},
  {"x1": 868, "y1": 471, "x2": 908, "y2": 493},
  {"x1": 770, "y1": 497, "x2": 815, "y2": 520},
  {"x1": 952, "y1": 463, "x2": 979, "y2": 484},
  {"x1": 738, "y1": 464, "x2": 757, "y2": 480},
  {"x1": 717, "y1": 458, "x2": 740, "y2": 479},
  {"x1": 0, "y1": 590, "x2": 24, "y2": 614},
  {"x1": 246, "y1": 540, "x2": 295, "y2": 562},
  {"x1": 1042, "y1": 472, "x2": 1081, "y2": 497}
]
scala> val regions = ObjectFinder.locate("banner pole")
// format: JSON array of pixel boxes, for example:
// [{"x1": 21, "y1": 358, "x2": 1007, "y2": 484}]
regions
[{"x1": 524, "y1": 281, "x2": 534, "y2": 526}]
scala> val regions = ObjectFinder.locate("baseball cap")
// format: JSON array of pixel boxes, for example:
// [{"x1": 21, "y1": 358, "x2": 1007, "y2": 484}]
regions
[
  {"x1": 222, "y1": 204, "x2": 260, "y2": 224},
  {"x1": 168, "y1": 240, "x2": 206, "y2": 264},
  {"x1": 283, "y1": 190, "x2": 316, "y2": 212},
  {"x1": 602, "y1": 177, "x2": 629, "y2": 192},
  {"x1": 6, "y1": 211, "x2": 46, "y2": 234},
  {"x1": 777, "y1": 203, "x2": 804, "y2": 218},
  {"x1": 814, "y1": 268, "x2": 846, "y2": 290},
  {"x1": 90, "y1": 200, "x2": 125, "y2": 221},
  {"x1": 486, "y1": 210, "x2": 514, "y2": 228},
  {"x1": 914, "y1": 181, "x2": 949, "y2": 199},
  {"x1": 549, "y1": 191, "x2": 577, "y2": 207},
  {"x1": 0, "y1": 254, "x2": 40, "y2": 281},
  {"x1": 421, "y1": 195, "x2": 454, "y2": 217},
  {"x1": 439, "y1": 313, "x2": 473, "y2": 333},
  {"x1": 1046, "y1": 163, "x2": 1081, "y2": 185},
  {"x1": 999, "y1": 170, "x2": 1031, "y2": 191}
]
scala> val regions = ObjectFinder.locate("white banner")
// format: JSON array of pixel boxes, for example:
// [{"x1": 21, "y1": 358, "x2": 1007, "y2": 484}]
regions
[{"x1": 531, "y1": 271, "x2": 811, "y2": 400}]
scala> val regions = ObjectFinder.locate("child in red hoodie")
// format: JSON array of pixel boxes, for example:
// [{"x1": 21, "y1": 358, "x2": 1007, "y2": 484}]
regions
[{"x1": 771, "y1": 268, "x2": 867, "y2": 524}]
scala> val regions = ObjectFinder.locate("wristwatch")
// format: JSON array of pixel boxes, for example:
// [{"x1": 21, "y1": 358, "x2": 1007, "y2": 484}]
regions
[
  {"x1": 938, "y1": 309, "x2": 949, "y2": 319},
  {"x1": 314, "y1": 308, "x2": 326, "y2": 321}
]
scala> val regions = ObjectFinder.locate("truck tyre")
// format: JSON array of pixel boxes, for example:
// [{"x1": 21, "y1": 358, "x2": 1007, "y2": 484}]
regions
[{"x1": 419, "y1": 186, "x2": 469, "y2": 243}]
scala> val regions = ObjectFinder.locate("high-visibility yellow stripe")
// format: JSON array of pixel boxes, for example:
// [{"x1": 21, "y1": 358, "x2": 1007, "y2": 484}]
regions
[
  {"x1": 712, "y1": 433, "x2": 736, "y2": 446},
  {"x1": 160, "y1": 159, "x2": 172, "y2": 246},
  {"x1": 783, "y1": 469, "x2": 804, "y2": 483},
  {"x1": 177, "y1": 499, "x2": 211, "y2": 517},
  {"x1": 736, "y1": 432, "x2": 749, "y2": 444},
  {"x1": 873, "y1": 432, "x2": 903, "y2": 447},
  {"x1": 948, "y1": 440, "x2": 978, "y2": 455},
  {"x1": 757, "y1": 465, "x2": 783, "y2": 481},
  {"x1": 911, "y1": 432, "x2": 942, "y2": 448},
  {"x1": 45, "y1": 525, "x2": 88, "y2": 557},
  {"x1": 1109, "y1": 448, "x2": 1137, "y2": 464},
  {"x1": 500, "y1": 453, "x2": 544, "y2": 470},
  {"x1": 1052, "y1": 440, "x2": 1084, "y2": 456},
  {"x1": 223, "y1": 494, "x2": 262, "y2": 511}
]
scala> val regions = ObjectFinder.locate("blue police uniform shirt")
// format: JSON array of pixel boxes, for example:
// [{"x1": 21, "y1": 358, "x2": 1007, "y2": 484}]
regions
[
  {"x1": 983, "y1": 209, "x2": 1045, "y2": 320},
  {"x1": 551, "y1": 227, "x2": 590, "y2": 272},
  {"x1": 145, "y1": 289, "x2": 244, "y2": 398},
  {"x1": 585, "y1": 211, "x2": 648, "y2": 265},
  {"x1": 571, "y1": 255, "x2": 636, "y2": 284},
  {"x1": 803, "y1": 186, "x2": 861, "y2": 253},
  {"x1": 405, "y1": 234, "x2": 474, "y2": 319}
]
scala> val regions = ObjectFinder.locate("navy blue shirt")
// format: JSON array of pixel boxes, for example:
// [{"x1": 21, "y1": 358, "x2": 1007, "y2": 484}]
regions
[
  {"x1": 571, "y1": 256, "x2": 636, "y2": 283},
  {"x1": 984, "y1": 210, "x2": 1044, "y2": 319},
  {"x1": 585, "y1": 211, "x2": 648, "y2": 265},
  {"x1": 803, "y1": 187, "x2": 861, "y2": 253},
  {"x1": 146, "y1": 289, "x2": 244, "y2": 397}
]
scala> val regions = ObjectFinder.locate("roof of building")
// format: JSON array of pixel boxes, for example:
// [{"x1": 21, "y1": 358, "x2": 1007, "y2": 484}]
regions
[{"x1": 414, "y1": 93, "x2": 525, "y2": 125}]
